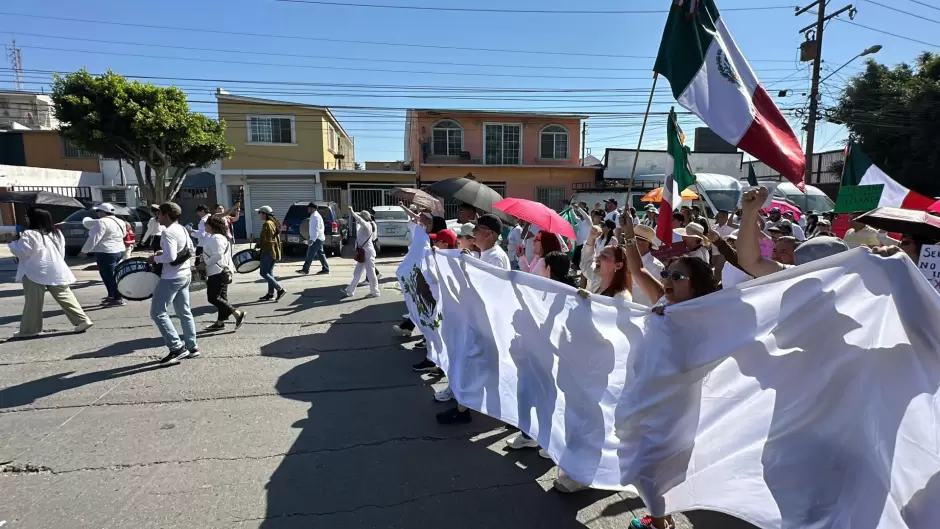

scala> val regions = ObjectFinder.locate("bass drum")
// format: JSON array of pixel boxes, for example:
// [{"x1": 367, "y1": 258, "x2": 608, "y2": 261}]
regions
[
  {"x1": 114, "y1": 257, "x2": 160, "y2": 301},
  {"x1": 233, "y1": 249, "x2": 261, "y2": 273}
]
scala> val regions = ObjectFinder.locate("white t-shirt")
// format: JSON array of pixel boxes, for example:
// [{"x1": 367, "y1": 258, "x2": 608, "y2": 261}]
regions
[
  {"x1": 633, "y1": 252, "x2": 665, "y2": 307},
  {"x1": 81, "y1": 216, "x2": 126, "y2": 254},
  {"x1": 604, "y1": 210, "x2": 620, "y2": 226},
  {"x1": 479, "y1": 245, "x2": 511, "y2": 270},
  {"x1": 155, "y1": 223, "x2": 193, "y2": 279},
  {"x1": 507, "y1": 225, "x2": 523, "y2": 264},
  {"x1": 715, "y1": 224, "x2": 735, "y2": 239},
  {"x1": 201, "y1": 234, "x2": 234, "y2": 277},
  {"x1": 791, "y1": 223, "x2": 806, "y2": 241}
]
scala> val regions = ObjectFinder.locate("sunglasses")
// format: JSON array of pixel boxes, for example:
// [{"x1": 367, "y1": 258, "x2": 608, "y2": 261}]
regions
[{"x1": 660, "y1": 270, "x2": 689, "y2": 281}]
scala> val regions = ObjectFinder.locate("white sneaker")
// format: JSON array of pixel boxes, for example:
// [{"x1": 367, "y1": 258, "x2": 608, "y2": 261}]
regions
[
  {"x1": 74, "y1": 321, "x2": 94, "y2": 333},
  {"x1": 434, "y1": 386, "x2": 455, "y2": 402},
  {"x1": 366, "y1": 292, "x2": 380, "y2": 299},
  {"x1": 11, "y1": 331, "x2": 39, "y2": 340},
  {"x1": 554, "y1": 471, "x2": 588, "y2": 493},
  {"x1": 506, "y1": 432, "x2": 539, "y2": 450},
  {"x1": 392, "y1": 325, "x2": 413, "y2": 337},
  {"x1": 538, "y1": 448, "x2": 551, "y2": 459}
]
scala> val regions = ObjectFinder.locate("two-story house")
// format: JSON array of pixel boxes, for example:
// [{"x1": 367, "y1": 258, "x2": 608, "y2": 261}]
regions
[
  {"x1": 404, "y1": 109, "x2": 597, "y2": 211},
  {"x1": 0, "y1": 90, "x2": 58, "y2": 131},
  {"x1": 216, "y1": 89, "x2": 357, "y2": 237}
]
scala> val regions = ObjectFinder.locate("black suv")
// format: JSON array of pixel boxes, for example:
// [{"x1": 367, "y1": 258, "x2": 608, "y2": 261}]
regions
[{"x1": 281, "y1": 201, "x2": 348, "y2": 257}]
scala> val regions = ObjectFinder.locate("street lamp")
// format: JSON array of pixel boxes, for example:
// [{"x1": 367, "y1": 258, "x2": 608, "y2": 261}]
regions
[{"x1": 821, "y1": 45, "x2": 882, "y2": 83}]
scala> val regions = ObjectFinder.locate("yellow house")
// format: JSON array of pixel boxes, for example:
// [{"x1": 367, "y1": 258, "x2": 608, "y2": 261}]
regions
[{"x1": 215, "y1": 89, "x2": 356, "y2": 236}]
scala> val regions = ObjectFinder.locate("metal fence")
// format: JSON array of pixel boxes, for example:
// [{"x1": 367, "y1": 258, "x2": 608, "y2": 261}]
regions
[{"x1": 12, "y1": 185, "x2": 93, "y2": 201}]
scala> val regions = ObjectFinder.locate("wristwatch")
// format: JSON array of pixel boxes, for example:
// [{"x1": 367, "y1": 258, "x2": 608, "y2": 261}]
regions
[{"x1": 622, "y1": 237, "x2": 637, "y2": 247}]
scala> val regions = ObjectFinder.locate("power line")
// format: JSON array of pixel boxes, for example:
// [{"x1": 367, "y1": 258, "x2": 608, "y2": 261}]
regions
[
  {"x1": 863, "y1": 0, "x2": 940, "y2": 25},
  {"x1": 833, "y1": 17, "x2": 940, "y2": 48},
  {"x1": 0, "y1": 11, "x2": 800, "y2": 62},
  {"x1": 900, "y1": 0, "x2": 940, "y2": 13},
  {"x1": 275, "y1": 0, "x2": 797, "y2": 15}
]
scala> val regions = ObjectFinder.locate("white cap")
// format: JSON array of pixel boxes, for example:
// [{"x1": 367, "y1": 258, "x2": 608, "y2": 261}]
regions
[
  {"x1": 93, "y1": 202, "x2": 116, "y2": 213},
  {"x1": 255, "y1": 205, "x2": 274, "y2": 214}
]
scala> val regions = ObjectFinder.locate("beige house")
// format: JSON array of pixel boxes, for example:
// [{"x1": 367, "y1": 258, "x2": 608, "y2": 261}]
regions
[{"x1": 215, "y1": 89, "x2": 356, "y2": 236}]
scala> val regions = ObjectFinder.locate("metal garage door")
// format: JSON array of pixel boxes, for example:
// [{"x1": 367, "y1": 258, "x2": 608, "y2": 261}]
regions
[{"x1": 246, "y1": 179, "x2": 319, "y2": 238}]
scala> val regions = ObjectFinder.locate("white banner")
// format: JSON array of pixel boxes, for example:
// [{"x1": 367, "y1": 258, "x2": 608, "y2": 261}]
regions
[{"x1": 397, "y1": 231, "x2": 940, "y2": 529}]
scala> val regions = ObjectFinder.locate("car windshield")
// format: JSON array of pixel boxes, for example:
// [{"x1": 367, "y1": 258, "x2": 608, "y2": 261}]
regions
[
  {"x1": 317, "y1": 207, "x2": 334, "y2": 221},
  {"x1": 284, "y1": 205, "x2": 309, "y2": 220},
  {"x1": 63, "y1": 209, "x2": 95, "y2": 222},
  {"x1": 373, "y1": 210, "x2": 409, "y2": 221}
]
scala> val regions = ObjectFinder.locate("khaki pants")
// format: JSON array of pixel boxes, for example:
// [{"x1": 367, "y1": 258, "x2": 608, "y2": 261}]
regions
[{"x1": 20, "y1": 276, "x2": 91, "y2": 335}]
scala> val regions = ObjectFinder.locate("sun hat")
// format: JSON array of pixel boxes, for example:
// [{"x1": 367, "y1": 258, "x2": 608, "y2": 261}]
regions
[
  {"x1": 255, "y1": 205, "x2": 274, "y2": 214},
  {"x1": 632, "y1": 224, "x2": 660, "y2": 249},
  {"x1": 674, "y1": 222, "x2": 707, "y2": 243}
]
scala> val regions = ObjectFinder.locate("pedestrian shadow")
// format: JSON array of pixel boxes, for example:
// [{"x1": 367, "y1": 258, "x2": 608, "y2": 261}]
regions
[
  {"x1": 0, "y1": 303, "x2": 109, "y2": 327},
  {"x1": 66, "y1": 337, "x2": 165, "y2": 360},
  {"x1": 259, "y1": 302, "x2": 617, "y2": 529},
  {"x1": 0, "y1": 361, "x2": 160, "y2": 410}
]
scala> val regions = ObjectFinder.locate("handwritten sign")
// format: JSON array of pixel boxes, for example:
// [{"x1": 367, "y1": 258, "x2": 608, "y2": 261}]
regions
[
  {"x1": 834, "y1": 184, "x2": 884, "y2": 214},
  {"x1": 918, "y1": 244, "x2": 940, "y2": 294}
]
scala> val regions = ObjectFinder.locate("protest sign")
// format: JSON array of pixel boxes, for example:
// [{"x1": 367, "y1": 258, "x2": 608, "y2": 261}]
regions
[
  {"x1": 918, "y1": 244, "x2": 940, "y2": 293},
  {"x1": 834, "y1": 184, "x2": 884, "y2": 214}
]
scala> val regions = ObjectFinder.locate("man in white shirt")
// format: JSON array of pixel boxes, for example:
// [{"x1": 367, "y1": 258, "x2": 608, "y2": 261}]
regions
[
  {"x1": 148, "y1": 202, "x2": 198, "y2": 366},
  {"x1": 507, "y1": 221, "x2": 524, "y2": 270},
  {"x1": 298, "y1": 202, "x2": 329, "y2": 275},
  {"x1": 631, "y1": 225, "x2": 665, "y2": 307},
  {"x1": 80, "y1": 202, "x2": 128, "y2": 306},
  {"x1": 187, "y1": 204, "x2": 210, "y2": 256},
  {"x1": 603, "y1": 198, "x2": 621, "y2": 226}
]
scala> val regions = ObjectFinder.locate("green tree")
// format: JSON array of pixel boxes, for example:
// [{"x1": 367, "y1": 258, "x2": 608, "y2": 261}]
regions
[
  {"x1": 831, "y1": 52, "x2": 940, "y2": 196},
  {"x1": 51, "y1": 69, "x2": 234, "y2": 203}
]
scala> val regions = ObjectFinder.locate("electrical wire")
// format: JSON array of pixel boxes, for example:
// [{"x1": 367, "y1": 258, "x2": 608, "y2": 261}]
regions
[
  {"x1": 274, "y1": 0, "x2": 797, "y2": 15},
  {"x1": 833, "y1": 18, "x2": 940, "y2": 48},
  {"x1": 901, "y1": 0, "x2": 940, "y2": 13},
  {"x1": 864, "y1": 0, "x2": 940, "y2": 24}
]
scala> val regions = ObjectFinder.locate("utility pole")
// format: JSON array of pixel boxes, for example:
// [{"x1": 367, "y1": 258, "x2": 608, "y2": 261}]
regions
[
  {"x1": 5, "y1": 39, "x2": 23, "y2": 90},
  {"x1": 795, "y1": 2, "x2": 855, "y2": 185},
  {"x1": 581, "y1": 122, "x2": 587, "y2": 166}
]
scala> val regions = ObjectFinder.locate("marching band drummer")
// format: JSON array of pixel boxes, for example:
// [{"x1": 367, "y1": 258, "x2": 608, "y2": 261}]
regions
[
  {"x1": 198, "y1": 215, "x2": 246, "y2": 332},
  {"x1": 79, "y1": 202, "x2": 128, "y2": 307}
]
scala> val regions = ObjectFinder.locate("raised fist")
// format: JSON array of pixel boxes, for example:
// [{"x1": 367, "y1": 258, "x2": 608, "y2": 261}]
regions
[{"x1": 741, "y1": 187, "x2": 769, "y2": 212}]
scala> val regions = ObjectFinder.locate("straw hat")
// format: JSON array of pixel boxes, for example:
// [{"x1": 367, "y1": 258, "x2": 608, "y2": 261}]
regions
[
  {"x1": 632, "y1": 224, "x2": 660, "y2": 249},
  {"x1": 674, "y1": 222, "x2": 709, "y2": 245}
]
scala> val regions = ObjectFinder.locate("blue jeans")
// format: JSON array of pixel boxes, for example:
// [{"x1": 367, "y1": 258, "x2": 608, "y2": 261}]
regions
[
  {"x1": 259, "y1": 253, "x2": 282, "y2": 295},
  {"x1": 150, "y1": 275, "x2": 197, "y2": 353},
  {"x1": 301, "y1": 239, "x2": 329, "y2": 273},
  {"x1": 96, "y1": 252, "x2": 124, "y2": 299}
]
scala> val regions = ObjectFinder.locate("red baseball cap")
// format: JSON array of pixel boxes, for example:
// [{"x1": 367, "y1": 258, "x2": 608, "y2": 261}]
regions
[{"x1": 429, "y1": 229, "x2": 457, "y2": 248}]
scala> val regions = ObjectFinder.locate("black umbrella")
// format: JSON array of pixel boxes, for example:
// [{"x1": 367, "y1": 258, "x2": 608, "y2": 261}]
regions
[
  {"x1": 0, "y1": 191, "x2": 85, "y2": 209},
  {"x1": 855, "y1": 207, "x2": 940, "y2": 239},
  {"x1": 426, "y1": 177, "x2": 511, "y2": 221}
]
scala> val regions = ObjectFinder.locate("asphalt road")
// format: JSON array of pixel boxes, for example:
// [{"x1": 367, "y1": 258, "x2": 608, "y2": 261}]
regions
[{"x1": 0, "y1": 249, "x2": 758, "y2": 529}]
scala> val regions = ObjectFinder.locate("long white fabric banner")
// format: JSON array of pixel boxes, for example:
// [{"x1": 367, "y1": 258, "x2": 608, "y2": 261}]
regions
[{"x1": 397, "y1": 230, "x2": 940, "y2": 529}]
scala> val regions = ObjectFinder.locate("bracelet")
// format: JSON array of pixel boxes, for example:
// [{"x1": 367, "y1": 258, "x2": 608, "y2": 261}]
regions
[{"x1": 622, "y1": 237, "x2": 637, "y2": 247}]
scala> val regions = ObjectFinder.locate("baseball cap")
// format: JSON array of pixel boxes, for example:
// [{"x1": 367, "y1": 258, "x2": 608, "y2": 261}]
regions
[
  {"x1": 769, "y1": 206, "x2": 781, "y2": 213},
  {"x1": 160, "y1": 202, "x2": 182, "y2": 216},
  {"x1": 768, "y1": 222, "x2": 793, "y2": 236},
  {"x1": 457, "y1": 223, "x2": 475, "y2": 238},
  {"x1": 92, "y1": 202, "x2": 116, "y2": 213},
  {"x1": 475, "y1": 213, "x2": 503, "y2": 235},
  {"x1": 429, "y1": 229, "x2": 457, "y2": 247},
  {"x1": 255, "y1": 205, "x2": 274, "y2": 214},
  {"x1": 604, "y1": 198, "x2": 618, "y2": 205}
]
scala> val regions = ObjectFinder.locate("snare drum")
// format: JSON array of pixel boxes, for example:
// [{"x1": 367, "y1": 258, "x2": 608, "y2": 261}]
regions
[
  {"x1": 114, "y1": 257, "x2": 160, "y2": 301},
  {"x1": 233, "y1": 249, "x2": 261, "y2": 273}
]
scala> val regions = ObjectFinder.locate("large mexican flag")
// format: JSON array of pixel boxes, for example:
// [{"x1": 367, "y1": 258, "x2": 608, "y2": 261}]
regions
[
  {"x1": 654, "y1": 0, "x2": 806, "y2": 189},
  {"x1": 842, "y1": 142, "x2": 935, "y2": 210},
  {"x1": 657, "y1": 108, "x2": 696, "y2": 247}
]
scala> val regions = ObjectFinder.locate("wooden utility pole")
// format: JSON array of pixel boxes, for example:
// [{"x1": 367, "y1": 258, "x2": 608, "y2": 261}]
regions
[{"x1": 796, "y1": 2, "x2": 855, "y2": 185}]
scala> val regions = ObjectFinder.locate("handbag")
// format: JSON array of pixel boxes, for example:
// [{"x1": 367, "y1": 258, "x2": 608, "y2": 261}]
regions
[{"x1": 354, "y1": 245, "x2": 365, "y2": 263}]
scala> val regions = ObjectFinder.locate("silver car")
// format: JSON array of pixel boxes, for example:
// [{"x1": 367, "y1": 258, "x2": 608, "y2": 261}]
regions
[
  {"x1": 58, "y1": 207, "x2": 152, "y2": 256},
  {"x1": 372, "y1": 205, "x2": 412, "y2": 251}
]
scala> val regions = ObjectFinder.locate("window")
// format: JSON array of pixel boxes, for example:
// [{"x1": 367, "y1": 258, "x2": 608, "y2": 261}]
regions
[
  {"x1": 484, "y1": 124, "x2": 521, "y2": 165},
  {"x1": 248, "y1": 116, "x2": 294, "y2": 144},
  {"x1": 328, "y1": 125, "x2": 337, "y2": 151},
  {"x1": 536, "y1": 186, "x2": 567, "y2": 211},
  {"x1": 539, "y1": 125, "x2": 569, "y2": 160},
  {"x1": 61, "y1": 138, "x2": 94, "y2": 158},
  {"x1": 431, "y1": 119, "x2": 464, "y2": 156}
]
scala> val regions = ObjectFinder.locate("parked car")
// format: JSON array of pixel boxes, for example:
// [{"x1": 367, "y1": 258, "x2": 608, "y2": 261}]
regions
[
  {"x1": 371, "y1": 205, "x2": 412, "y2": 251},
  {"x1": 59, "y1": 207, "x2": 152, "y2": 256},
  {"x1": 281, "y1": 201, "x2": 348, "y2": 257}
]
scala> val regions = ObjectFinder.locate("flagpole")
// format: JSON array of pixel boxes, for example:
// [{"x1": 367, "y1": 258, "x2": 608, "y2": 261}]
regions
[{"x1": 626, "y1": 72, "x2": 658, "y2": 200}]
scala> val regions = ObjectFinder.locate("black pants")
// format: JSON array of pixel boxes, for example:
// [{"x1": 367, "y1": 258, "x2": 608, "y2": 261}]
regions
[
  {"x1": 206, "y1": 273, "x2": 237, "y2": 321},
  {"x1": 401, "y1": 318, "x2": 415, "y2": 331},
  {"x1": 572, "y1": 243, "x2": 584, "y2": 270}
]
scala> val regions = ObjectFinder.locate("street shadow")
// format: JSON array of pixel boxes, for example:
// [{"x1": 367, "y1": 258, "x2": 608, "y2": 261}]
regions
[
  {"x1": 268, "y1": 284, "x2": 353, "y2": 318},
  {"x1": 259, "y1": 302, "x2": 613, "y2": 529},
  {"x1": 0, "y1": 303, "x2": 110, "y2": 327},
  {"x1": 66, "y1": 337, "x2": 165, "y2": 360},
  {"x1": 0, "y1": 360, "x2": 160, "y2": 410}
]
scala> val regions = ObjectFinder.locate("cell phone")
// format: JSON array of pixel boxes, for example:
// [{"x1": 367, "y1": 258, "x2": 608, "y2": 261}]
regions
[{"x1": 186, "y1": 223, "x2": 194, "y2": 229}]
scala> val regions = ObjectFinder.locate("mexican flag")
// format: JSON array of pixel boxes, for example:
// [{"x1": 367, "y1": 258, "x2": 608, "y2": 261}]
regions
[
  {"x1": 842, "y1": 142, "x2": 935, "y2": 210},
  {"x1": 654, "y1": 0, "x2": 806, "y2": 189},
  {"x1": 657, "y1": 108, "x2": 696, "y2": 247}
]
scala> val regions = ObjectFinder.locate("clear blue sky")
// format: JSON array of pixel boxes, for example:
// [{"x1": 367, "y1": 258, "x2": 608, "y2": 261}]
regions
[{"x1": 1, "y1": 0, "x2": 936, "y2": 162}]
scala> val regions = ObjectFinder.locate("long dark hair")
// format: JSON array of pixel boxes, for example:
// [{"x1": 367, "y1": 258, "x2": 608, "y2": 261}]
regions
[
  {"x1": 536, "y1": 231, "x2": 563, "y2": 256},
  {"x1": 543, "y1": 251, "x2": 575, "y2": 287},
  {"x1": 429, "y1": 215, "x2": 448, "y2": 234},
  {"x1": 205, "y1": 215, "x2": 227, "y2": 235},
  {"x1": 600, "y1": 245, "x2": 632, "y2": 298},
  {"x1": 261, "y1": 212, "x2": 281, "y2": 234},
  {"x1": 26, "y1": 208, "x2": 58, "y2": 236},
  {"x1": 670, "y1": 256, "x2": 718, "y2": 298},
  {"x1": 601, "y1": 220, "x2": 616, "y2": 247}
]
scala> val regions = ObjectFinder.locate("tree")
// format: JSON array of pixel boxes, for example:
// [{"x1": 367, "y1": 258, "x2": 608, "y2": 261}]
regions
[
  {"x1": 831, "y1": 52, "x2": 940, "y2": 197},
  {"x1": 52, "y1": 70, "x2": 234, "y2": 203}
]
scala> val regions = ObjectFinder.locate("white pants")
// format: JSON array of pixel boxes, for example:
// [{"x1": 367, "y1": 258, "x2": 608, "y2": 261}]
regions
[{"x1": 346, "y1": 254, "x2": 379, "y2": 296}]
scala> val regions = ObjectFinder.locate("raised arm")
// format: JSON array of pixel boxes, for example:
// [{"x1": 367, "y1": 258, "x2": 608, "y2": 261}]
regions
[
  {"x1": 399, "y1": 202, "x2": 421, "y2": 223},
  {"x1": 620, "y1": 209, "x2": 666, "y2": 303},
  {"x1": 738, "y1": 187, "x2": 786, "y2": 277}
]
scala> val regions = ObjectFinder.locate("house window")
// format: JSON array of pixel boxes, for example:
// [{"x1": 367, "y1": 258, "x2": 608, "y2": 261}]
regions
[
  {"x1": 248, "y1": 116, "x2": 294, "y2": 144},
  {"x1": 328, "y1": 125, "x2": 337, "y2": 151},
  {"x1": 484, "y1": 124, "x2": 522, "y2": 165},
  {"x1": 431, "y1": 119, "x2": 463, "y2": 156},
  {"x1": 539, "y1": 125, "x2": 569, "y2": 160},
  {"x1": 536, "y1": 186, "x2": 567, "y2": 211},
  {"x1": 61, "y1": 138, "x2": 94, "y2": 158}
]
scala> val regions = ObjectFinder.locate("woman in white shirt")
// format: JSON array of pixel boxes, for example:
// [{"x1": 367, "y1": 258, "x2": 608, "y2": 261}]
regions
[
  {"x1": 142, "y1": 204, "x2": 164, "y2": 251},
  {"x1": 198, "y1": 215, "x2": 245, "y2": 332},
  {"x1": 344, "y1": 208, "x2": 379, "y2": 298},
  {"x1": 10, "y1": 208, "x2": 94, "y2": 339}
]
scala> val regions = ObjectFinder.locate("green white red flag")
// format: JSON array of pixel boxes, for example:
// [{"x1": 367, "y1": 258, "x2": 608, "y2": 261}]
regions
[
  {"x1": 657, "y1": 108, "x2": 696, "y2": 247},
  {"x1": 654, "y1": 0, "x2": 806, "y2": 190},
  {"x1": 842, "y1": 142, "x2": 934, "y2": 210}
]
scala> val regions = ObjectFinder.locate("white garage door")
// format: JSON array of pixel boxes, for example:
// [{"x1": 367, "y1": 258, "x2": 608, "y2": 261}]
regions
[{"x1": 246, "y1": 179, "x2": 319, "y2": 238}]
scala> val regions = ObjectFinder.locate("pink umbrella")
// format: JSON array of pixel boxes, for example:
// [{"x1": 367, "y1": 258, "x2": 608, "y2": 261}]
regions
[
  {"x1": 762, "y1": 200, "x2": 802, "y2": 221},
  {"x1": 928, "y1": 200, "x2": 940, "y2": 214},
  {"x1": 492, "y1": 198, "x2": 576, "y2": 240}
]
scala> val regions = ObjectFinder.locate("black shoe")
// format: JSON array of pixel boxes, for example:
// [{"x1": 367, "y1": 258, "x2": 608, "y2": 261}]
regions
[
  {"x1": 259, "y1": 294, "x2": 274, "y2": 301},
  {"x1": 296, "y1": 269, "x2": 309, "y2": 275},
  {"x1": 411, "y1": 359, "x2": 437, "y2": 372},
  {"x1": 316, "y1": 269, "x2": 330, "y2": 275},
  {"x1": 436, "y1": 407, "x2": 472, "y2": 425},
  {"x1": 205, "y1": 322, "x2": 225, "y2": 332},
  {"x1": 429, "y1": 367, "x2": 443, "y2": 376},
  {"x1": 275, "y1": 289, "x2": 287, "y2": 302},
  {"x1": 159, "y1": 347, "x2": 190, "y2": 365},
  {"x1": 414, "y1": 339, "x2": 427, "y2": 350},
  {"x1": 234, "y1": 311, "x2": 246, "y2": 330}
]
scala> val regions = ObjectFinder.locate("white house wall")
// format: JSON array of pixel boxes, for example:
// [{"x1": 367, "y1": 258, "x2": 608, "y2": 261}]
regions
[{"x1": 0, "y1": 164, "x2": 104, "y2": 187}]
